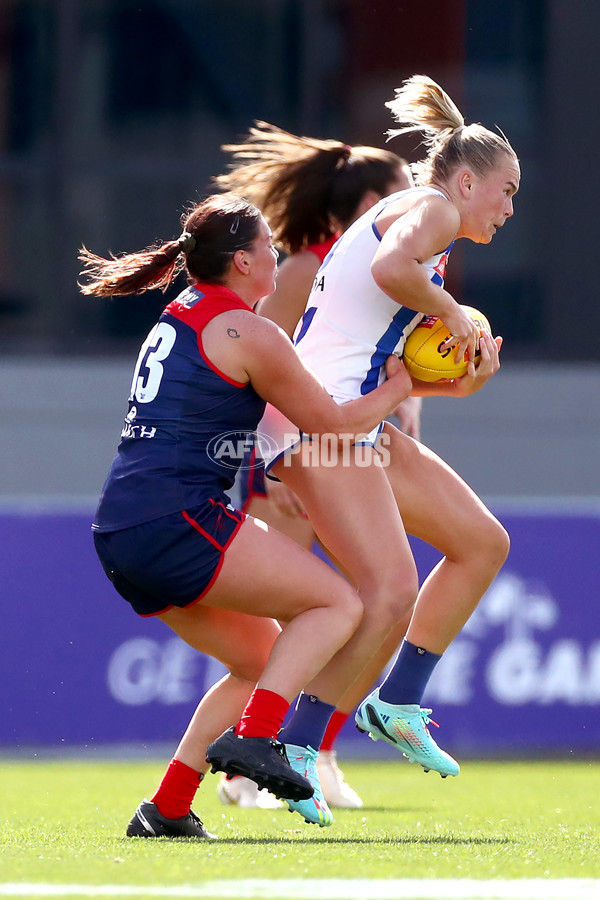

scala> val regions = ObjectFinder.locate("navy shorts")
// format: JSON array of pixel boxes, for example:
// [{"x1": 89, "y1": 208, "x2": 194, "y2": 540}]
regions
[{"x1": 93, "y1": 499, "x2": 246, "y2": 617}]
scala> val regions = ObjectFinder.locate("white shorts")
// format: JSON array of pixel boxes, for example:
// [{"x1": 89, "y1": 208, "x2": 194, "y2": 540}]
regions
[{"x1": 256, "y1": 403, "x2": 384, "y2": 479}]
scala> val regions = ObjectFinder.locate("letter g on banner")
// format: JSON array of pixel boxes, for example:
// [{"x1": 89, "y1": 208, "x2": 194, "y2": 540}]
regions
[{"x1": 107, "y1": 637, "x2": 198, "y2": 705}]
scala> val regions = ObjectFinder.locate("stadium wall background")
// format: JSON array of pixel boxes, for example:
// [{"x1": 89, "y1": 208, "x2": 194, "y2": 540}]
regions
[
  {"x1": 1, "y1": 1, "x2": 598, "y2": 757},
  {"x1": 1, "y1": 360, "x2": 598, "y2": 758}
]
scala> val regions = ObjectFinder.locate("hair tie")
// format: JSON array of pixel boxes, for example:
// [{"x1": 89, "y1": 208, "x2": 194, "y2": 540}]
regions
[{"x1": 177, "y1": 231, "x2": 197, "y2": 254}]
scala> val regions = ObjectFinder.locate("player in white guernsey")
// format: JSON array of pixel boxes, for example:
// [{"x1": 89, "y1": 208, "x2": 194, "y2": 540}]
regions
[
  {"x1": 297, "y1": 187, "x2": 452, "y2": 403},
  {"x1": 260, "y1": 75, "x2": 520, "y2": 799},
  {"x1": 213, "y1": 124, "x2": 415, "y2": 815},
  {"x1": 263, "y1": 185, "x2": 454, "y2": 460}
]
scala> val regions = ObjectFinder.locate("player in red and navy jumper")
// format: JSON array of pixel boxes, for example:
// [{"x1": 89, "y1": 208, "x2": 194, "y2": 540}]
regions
[
  {"x1": 92, "y1": 282, "x2": 265, "y2": 615},
  {"x1": 79, "y1": 193, "x2": 412, "y2": 838}
]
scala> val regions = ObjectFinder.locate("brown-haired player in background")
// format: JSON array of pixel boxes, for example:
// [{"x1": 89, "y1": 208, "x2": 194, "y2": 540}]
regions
[{"x1": 213, "y1": 122, "x2": 417, "y2": 810}]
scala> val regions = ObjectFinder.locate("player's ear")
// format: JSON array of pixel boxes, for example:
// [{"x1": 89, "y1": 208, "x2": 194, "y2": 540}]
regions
[
  {"x1": 458, "y1": 170, "x2": 473, "y2": 197},
  {"x1": 232, "y1": 249, "x2": 250, "y2": 274}
]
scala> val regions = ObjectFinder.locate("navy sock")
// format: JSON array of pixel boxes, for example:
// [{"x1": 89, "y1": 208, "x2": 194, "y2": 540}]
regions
[
  {"x1": 378, "y1": 639, "x2": 442, "y2": 706},
  {"x1": 279, "y1": 692, "x2": 337, "y2": 751}
]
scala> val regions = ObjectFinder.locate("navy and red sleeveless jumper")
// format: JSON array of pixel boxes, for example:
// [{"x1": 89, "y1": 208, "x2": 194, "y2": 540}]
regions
[{"x1": 92, "y1": 282, "x2": 265, "y2": 616}]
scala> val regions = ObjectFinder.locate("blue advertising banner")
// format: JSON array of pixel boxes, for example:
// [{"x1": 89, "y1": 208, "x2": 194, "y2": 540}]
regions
[
  {"x1": 411, "y1": 511, "x2": 600, "y2": 756},
  {"x1": 1, "y1": 507, "x2": 599, "y2": 757}
]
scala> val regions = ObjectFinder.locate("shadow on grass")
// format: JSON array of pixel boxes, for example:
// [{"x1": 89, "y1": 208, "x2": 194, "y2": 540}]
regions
[
  {"x1": 357, "y1": 806, "x2": 428, "y2": 813},
  {"x1": 178, "y1": 835, "x2": 516, "y2": 846}
]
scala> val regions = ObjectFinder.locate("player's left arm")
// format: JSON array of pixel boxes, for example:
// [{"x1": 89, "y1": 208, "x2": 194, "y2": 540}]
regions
[{"x1": 410, "y1": 331, "x2": 502, "y2": 398}]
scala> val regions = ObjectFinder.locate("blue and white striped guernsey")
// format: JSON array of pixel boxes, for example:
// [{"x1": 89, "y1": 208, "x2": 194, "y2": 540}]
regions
[
  {"x1": 293, "y1": 186, "x2": 453, "y2": 403},
  {"x1": 259, "y1": 186, "x2": 454, "y2": 472}
]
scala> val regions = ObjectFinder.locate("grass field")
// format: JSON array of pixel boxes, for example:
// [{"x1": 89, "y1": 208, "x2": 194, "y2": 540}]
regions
[{"x1": 1, "y1": 757, "x2": 599, "y2": 898}]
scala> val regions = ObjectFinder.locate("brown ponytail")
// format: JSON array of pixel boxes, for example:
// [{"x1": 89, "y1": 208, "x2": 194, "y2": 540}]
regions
[
  {"x1": 78, "y1": 195, "x2": 262, "y2": 297},
  {"x1": 215, "y1": 121, "x2": 406, "y2": 253}
]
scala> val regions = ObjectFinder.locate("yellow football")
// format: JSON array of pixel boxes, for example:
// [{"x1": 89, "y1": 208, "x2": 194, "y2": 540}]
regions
[{"x1": 402, "y1": 305, "x2": 491, "y2": 382}]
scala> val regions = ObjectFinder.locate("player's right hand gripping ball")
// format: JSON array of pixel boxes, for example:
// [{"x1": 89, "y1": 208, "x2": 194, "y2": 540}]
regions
[{"x1": 402, "y1": 305, "x2": 491, "y2": 382}]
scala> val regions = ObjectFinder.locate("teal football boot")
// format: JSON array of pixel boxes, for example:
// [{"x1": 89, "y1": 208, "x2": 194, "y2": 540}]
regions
[
  {"x1": 355, "y1": 689, "x2": 459, "y2": 778},
  {"x1": 283, "y1": 744, "x2": 334, "y2": 826}
]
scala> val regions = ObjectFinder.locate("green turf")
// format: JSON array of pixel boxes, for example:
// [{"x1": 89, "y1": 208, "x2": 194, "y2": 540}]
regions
[{"x1": 1, "y1": 758, "x2": 599, "y2": 888}]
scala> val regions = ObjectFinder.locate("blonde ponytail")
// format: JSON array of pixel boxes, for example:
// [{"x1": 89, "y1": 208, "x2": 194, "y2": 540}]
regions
[
  {"x1": 386, "y1": 74, "x2": 464, "y2": 145},
  {"x1": 386, "y1": 74, "x2": 518, "y2": 186}
]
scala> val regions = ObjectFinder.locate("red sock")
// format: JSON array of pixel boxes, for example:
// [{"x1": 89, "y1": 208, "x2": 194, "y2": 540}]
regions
[
  {"x1": 235, "y1": 687, "x2": 290, "y2": 739},
  {"x1": 321, "y1": 710, "x2": 349, "y2": 751},
  {"x1": 151, "y1": 758, "x2": 203, "y2": 820}
]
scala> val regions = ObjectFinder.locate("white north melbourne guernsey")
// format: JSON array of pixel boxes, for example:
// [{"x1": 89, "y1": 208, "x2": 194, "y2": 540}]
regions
[{"x1": 259, "y1": 186, "x2": 455, "y2": 472}]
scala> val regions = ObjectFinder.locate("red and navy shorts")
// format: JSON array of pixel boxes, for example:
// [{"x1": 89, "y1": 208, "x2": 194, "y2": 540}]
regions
[{"x1": 93, "y1": 498, "x2": 246, "y2": 617}]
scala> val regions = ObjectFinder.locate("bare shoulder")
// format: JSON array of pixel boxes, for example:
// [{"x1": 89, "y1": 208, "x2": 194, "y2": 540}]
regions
[
  {"x1": 376, "y1": 192, "x2": 460, "y2": 263},
  {"x1": 278, "y1": 250, "x2": 322, "y2": 281},
  {"x1": 202, "y1": 306, "x2": 281, "y2": 346},
  {"x1": 200, "y1": 307, "x2": 286, "y2": 383},
  {"x1": 378, "y1": 191, "x2": 460, "y2": 238},
  {"x1": 416, "y1": 192, "x2": 461, "y2": 230}
]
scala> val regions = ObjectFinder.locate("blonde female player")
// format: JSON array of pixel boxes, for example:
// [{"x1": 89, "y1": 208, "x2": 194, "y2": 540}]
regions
[
  {"x1": 213, "y1": 123, "x2": 417, "y2": 810},
  {"x1": 257, "y1": 74, "x2": 520, "y2": 827}
]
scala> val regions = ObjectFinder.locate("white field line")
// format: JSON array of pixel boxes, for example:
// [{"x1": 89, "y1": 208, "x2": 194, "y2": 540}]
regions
[{"x1": 1, "y1": 880, "x2": 600, "y2": 899}]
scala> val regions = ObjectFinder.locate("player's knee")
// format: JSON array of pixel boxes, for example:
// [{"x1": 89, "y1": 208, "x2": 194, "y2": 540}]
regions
[
  {"x1": 493, "y1": 519, "x2": 510, "y2": 565},
  {"x1": 332, "y1": 584, "x2": 364, "y2": 640},
  {"x1": 362, "y1": 569, "x2": 418, "y2": 628},
  {"x1": 387, "y1": 579, "x2": 419, "y2": 624},
  {"x1": 227, "y1": 633, "x2": 279, "y2": 682},
  {"x1": 476, "y1": 515, "x2": 510, "y2": 571},
  {"x1": 228, "y1": 654, "x2": 269, "y2": 684},
  {"x1": 452, "y1": 510, "x2": 510, "y2": 575}
]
